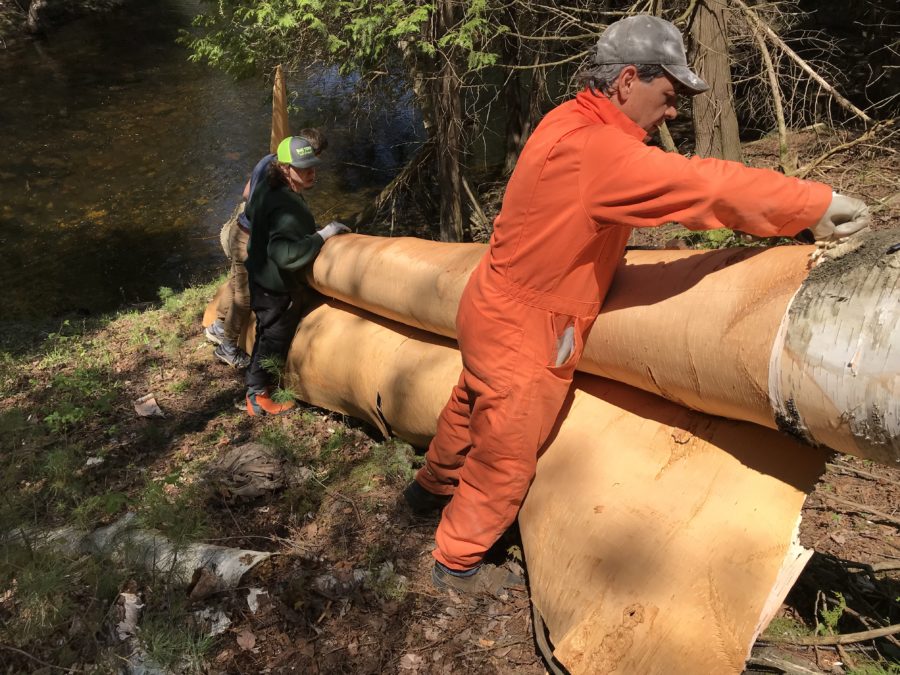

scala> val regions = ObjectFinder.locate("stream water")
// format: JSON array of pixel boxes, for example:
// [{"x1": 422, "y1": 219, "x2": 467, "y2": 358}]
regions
[{"x1": 0, "y1": 0, "x2": 420, "y2": 328}]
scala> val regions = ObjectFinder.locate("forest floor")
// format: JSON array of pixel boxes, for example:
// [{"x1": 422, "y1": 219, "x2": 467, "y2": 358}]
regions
[{"x1": 0, "y1": 126, "x2": 898, "y2": 674}]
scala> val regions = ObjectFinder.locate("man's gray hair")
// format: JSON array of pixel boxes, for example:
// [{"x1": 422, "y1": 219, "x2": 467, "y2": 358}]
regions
[{"x1": 577, "y1": 63, "x2": 666, "y2": 96}]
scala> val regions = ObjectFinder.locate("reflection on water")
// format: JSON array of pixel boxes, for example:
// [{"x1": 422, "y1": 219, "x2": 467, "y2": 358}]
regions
[{"x1": 0, "y1": 0, "x2": 420, "y2": 326}]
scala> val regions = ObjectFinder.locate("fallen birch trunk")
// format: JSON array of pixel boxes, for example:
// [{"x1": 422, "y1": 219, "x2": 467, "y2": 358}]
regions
[
  {"x1": 285, "y1": 230, "x2": 897, "y2": 463},
  {"x1": 274, "y1": 299, "x2": 828, "y2": 673},
  {"x1": 12, "y1": 513, "x2": 271, "y2": 599}
]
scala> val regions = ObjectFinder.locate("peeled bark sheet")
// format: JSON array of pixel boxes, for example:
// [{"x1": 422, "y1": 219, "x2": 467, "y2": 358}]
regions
[
  {"x1": 301, "y1": 231, "x2": 899, "y2": 463},
  {"x1": 269, "y1": 299, "x2": 827, "y2": 673},
  {"x1": 270, "y1": 64, "x2": 290, "y2": 154}
]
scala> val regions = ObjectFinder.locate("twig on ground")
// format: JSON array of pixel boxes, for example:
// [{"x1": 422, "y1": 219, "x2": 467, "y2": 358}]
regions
[
  {"x1": 322, "y1": 639, "x2": 380, "y2": 656},
  {"x1": 827, "y1": 460, "x2": 898, "y2": 484},
  {"x1": 816, "y1": 493, "x2": 900, "y2": 528},
  {"x1": 745, "y1": 653, "x2": 823, "y2": 674},
  {"x1": 0, "y1": 644, "x2": 78, "y2": 673},
  {"x1": 835, "y1": 644, "x2": 858, "y2": 671},
  {"x1": 222, "y1": 499, "x2": 246, "y2": 536},
  {"x1": 764, "y1": 623, "x2": 900, "y2": 646},
  {"x1": 795, "y1": 119, "x2": 896, "y2": 178},
  {"x1": 316, "y1": 599, "x2": 333, "y2": 624},
  {"x1": 455, "y1": 638, "x2": 531, "y2": 657},
  {"x1": 311, "y1": 476, "x2": 363, "y2": 526},
  {"x1": 842, "y1": 604, "x2": 900, "y2": 649}
]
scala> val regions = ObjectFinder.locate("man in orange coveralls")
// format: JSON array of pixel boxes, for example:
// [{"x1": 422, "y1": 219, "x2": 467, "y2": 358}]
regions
[{"x1": 404, "y1": 14, "x2": 872, "y2": 594}]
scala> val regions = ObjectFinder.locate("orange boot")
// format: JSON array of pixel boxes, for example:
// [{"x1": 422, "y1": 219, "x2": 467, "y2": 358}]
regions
[{"x1": 246, "y1": 389, "x2": 296, "y2": 416}]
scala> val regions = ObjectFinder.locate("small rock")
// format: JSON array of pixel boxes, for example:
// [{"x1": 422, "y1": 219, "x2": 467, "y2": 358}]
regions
[
  {"x1": 236, "y1": 629, "x2": 256, "y2": 651},
  {"x1": 133, "y1": 393, "x2": 165, "y2": 418}
]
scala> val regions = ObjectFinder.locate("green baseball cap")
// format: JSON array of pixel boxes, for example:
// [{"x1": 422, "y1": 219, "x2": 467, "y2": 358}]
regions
[{"x1": 276, "y1": 136, "x2": 322, "y2": 169}]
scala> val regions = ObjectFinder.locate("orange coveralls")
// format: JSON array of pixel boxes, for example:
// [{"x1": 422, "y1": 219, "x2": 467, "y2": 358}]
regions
[{"x1": 416, "y1": 89, "x2": 833, "y2": 571}]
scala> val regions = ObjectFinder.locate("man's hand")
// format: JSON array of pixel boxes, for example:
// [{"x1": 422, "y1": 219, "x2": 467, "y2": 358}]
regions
[
  {"x1": 810, "y1": 193, "x2": 871, "y2": 243},
  {"x1": 317, "y1": 221, "x2": 352, "y2": 241}
]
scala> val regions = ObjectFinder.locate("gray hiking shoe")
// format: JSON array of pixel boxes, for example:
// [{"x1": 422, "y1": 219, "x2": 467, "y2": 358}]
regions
[
  {"x1": 431, "y1": 562, "x2": 524, "y2": 597},
  {"x1": 214, "y1": 343, "x2": 250, "y2": 369},
  {"x1": 204, "y1": 320, "x2": 226, "y2": 345}
]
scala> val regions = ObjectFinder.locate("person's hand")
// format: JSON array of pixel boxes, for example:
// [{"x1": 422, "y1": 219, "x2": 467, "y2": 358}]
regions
[
  {"x1": 317, "y1": 221, "x2": 351, "y2": 241},
  {"x1": 810, "y1": 193, "x2": 870, "y2": 243}
]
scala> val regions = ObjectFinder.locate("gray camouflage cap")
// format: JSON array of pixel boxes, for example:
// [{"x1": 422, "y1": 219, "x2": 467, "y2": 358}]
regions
[{"x1": 593, "y1": 15, "x2": 709, "y2": 95}]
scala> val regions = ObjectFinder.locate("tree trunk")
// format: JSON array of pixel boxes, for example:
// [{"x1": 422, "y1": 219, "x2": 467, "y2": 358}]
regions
[
  {"x1": 501, "y1": 8, "x2": 528, "y2": 175},
  {"x1": 501, "y1": 9, "x2": 546, "y2": 174},
  {"x1": 434, "y1": 0, "x2": 464, "y2": 242},
  {"x1": 436, "y1": 66, "x2": 464, "y2": 242},
  {"x1": 690, "y1": 0, "x2": 743, "y2": 161},
  {"x1": 502, "y1": 68, "x2": 527, "y2": 174}
]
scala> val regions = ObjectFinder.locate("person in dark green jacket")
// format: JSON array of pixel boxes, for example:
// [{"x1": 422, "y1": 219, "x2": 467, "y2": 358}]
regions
[{"x1": 242, "y1": 136, "x2": 350, "y2": 415}]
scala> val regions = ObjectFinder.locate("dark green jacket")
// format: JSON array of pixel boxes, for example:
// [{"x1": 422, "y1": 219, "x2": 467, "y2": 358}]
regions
[{"x1": 244, "y1": 177, "x2": 324, "y2": 293}]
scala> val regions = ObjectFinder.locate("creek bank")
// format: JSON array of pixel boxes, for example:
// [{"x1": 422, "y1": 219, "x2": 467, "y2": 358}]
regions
[{"x1": 1, "y1": 0, "x2": 127, "y2": 43}]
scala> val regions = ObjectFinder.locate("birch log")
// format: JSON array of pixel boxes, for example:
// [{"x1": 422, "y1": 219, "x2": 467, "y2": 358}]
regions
[{"x1": 283, "y1": 230, "x2": 898, "y2": 463}]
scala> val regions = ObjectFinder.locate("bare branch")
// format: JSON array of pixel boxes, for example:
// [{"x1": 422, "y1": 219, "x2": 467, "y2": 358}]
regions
[
  {"x1": 750, "y1": 18, "x2": 794, "y2": 172},
  {"x1": 502, "y1": 30, "x2": 597, "y2": 41},
  {"x1": 461, "y1": 176, "x2": 491, "y2": 234},
  {"x1": 658, "y1": 122, "x2": 679, "y2": 152},
  {"x1": 674, "y1": 0, "x2": 700, "y2": 27},
  {"x1": 499, "y1": 49, "x2": 591, "y2": 71},
  {"x1": 732, "y1": 0, "x2": 873, "y2": 124}
]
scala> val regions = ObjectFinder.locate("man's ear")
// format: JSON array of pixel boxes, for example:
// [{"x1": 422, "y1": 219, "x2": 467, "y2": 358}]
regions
[{"x1": 616, "y1": 65, "x2": 638, "y2": 102}]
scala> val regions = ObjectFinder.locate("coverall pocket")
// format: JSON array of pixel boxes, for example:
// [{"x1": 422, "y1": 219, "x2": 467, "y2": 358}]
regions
[{"x1": 545, "y1": 312, "x2": 581, "y2": 380}]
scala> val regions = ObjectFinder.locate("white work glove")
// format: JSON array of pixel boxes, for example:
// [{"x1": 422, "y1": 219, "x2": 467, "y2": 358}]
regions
[
  {"x1": 810, "y1": 192, "x2": 871, "y2": 243},
  {"x1": 317, "y1": 221, "x2": 351, "y2": 241}
]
